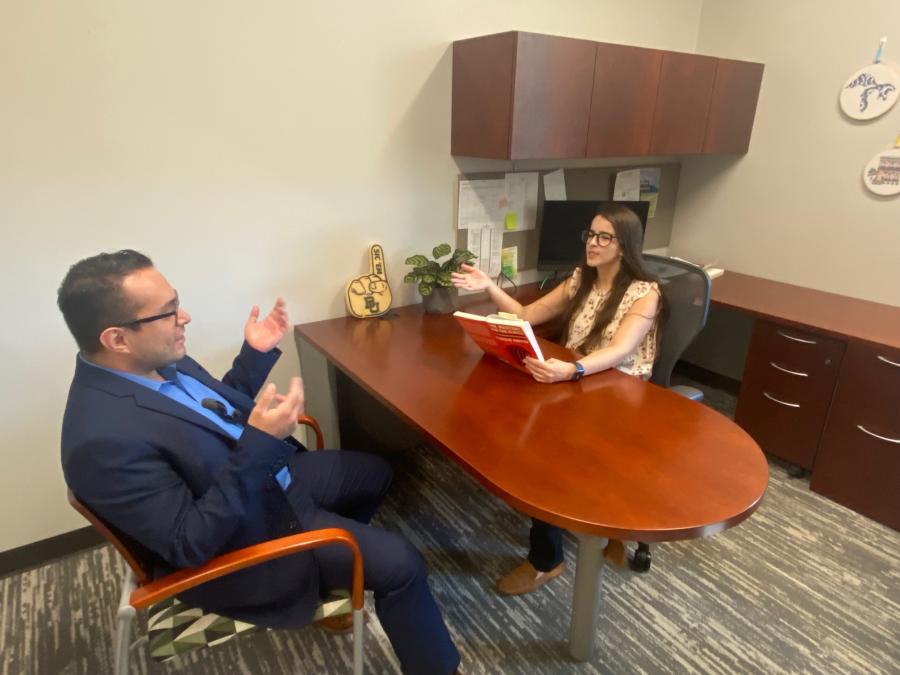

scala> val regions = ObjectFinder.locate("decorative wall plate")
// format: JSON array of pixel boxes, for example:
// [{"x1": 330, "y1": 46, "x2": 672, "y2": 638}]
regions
[
  {"x1": 840, "y1": 62, "x2": 899, "y2": 120},
  {"x1": 863, "y1": 145, "x2": 900, "y2": 196}
]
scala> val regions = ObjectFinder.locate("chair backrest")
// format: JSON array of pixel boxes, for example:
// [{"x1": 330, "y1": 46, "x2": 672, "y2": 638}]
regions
[
  {"x1": 642, "y1": 255, "x2": 711, "y2": 388},
  {"x1": 67, "y1": 489, "x2": 154, "y2": 586}
]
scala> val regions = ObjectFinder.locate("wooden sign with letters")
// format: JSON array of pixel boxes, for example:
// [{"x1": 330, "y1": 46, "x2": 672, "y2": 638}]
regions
[{"x1": 346, "y1": 244, "x2": 393, "y2": 318}]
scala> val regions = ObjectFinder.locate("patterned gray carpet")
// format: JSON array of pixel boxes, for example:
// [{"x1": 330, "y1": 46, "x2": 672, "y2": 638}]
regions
[{"x1": 3, "y1": 381, "x2": 899, "y2": 674}]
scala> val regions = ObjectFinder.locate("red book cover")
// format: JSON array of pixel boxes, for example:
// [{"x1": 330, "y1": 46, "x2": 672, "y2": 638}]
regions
[{"x1": 453, "y1": 311, "x2": 545, "y2": 372}]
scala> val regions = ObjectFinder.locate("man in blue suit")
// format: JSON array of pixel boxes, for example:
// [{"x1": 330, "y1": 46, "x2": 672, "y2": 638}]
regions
[{"x1": 58, "y1": 250, "x2": 460, "y2": 674}]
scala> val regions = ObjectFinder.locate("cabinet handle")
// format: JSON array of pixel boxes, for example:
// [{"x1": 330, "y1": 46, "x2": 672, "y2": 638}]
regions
[
  {"x1": 763, "y1": 392, "x2": 800, "y2": 408},
  {"x1": 777, "y1": 330, "x2": 816, "y2": 345},
  {"x1": 769, "y1": 361, "x2": 808, "y2": 377},
  {"x1": 877, "y1": 355, "x2": 900, "y2": 368},
  {"x1": 857, "y1": 425, "x2": 900, "y2": 445}
]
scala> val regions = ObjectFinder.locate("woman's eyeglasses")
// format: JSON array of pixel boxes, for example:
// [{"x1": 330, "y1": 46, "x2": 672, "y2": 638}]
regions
[{"x1": 581, "y1": 230, "x2": 617, "y2": 247}]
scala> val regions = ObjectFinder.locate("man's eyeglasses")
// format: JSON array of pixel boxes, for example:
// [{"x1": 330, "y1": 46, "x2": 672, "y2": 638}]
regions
[
  {"x1": 117, "y1": 299, "x2": 180, "y2": 328},
  {"x1": 581, "y1": 230, "x2": 617, "y2": 247}
]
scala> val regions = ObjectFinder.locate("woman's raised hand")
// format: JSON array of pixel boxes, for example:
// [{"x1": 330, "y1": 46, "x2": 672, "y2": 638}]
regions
[{"x1": 450, "y1": 263, "x2": 494, "y2": 292}]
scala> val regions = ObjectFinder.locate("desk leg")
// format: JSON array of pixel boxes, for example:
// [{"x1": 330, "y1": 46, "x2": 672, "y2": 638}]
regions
[{"x1": 568, "y1": 534, "x2": 607, "y2": 661}]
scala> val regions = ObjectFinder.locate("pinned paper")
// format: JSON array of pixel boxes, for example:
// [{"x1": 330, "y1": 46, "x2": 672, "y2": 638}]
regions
[
  {"x1": 639, "y1": 168, "x2": 661, "y2": 218},
  {"x1": 467, "y1": 226, "x2": 503, "y2": 276},
  {"x1": 613, "y1": 169, "x2": 640, "y2": 200},
  {"x1": 543, "y1": 169, "x2": 567, "y2": 200},
  {"x1": 457, "y1": 179, "x2": 506, "y2": 230},
  {"x1": 504, "y1": 172, "x2": 539, "y2": 231},
  {"x1": 501, "y1": 246, "x2": 518, "y2": 279},
  {"x1": 457, "y1": 174, "x2": 538, "y2": 231}
]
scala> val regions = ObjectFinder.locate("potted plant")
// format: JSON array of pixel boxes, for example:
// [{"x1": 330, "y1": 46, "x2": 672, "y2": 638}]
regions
[{"x1": 404, "y1": 244, "x2": 476, "y2": 314}]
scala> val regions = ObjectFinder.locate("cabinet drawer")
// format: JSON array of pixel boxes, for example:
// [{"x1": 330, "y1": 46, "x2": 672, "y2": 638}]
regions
[
  {"x1": 735, "y1": 320, "x2": 845, "y2": 468},
  {"x1": 748, "y1": 320, "x2": 845, "y2": 376},
  {"x1": 811, "y1": 341, "x2": 900, "y2": 529},
  {"x1": 819, "y1": 340, "x2": 900, "y2": 437}
]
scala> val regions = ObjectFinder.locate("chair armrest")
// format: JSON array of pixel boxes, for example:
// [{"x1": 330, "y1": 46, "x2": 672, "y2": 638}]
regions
[
  {"x1": 130, "y1": 527, "x2": 362, "y2": 611},
  {"x1": 298, "y1": 414, "x2": 324, "y2": 450}
]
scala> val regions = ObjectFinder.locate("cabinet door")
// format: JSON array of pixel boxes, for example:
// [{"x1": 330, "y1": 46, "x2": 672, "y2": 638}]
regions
[
  {"x1": 703, "y1": 59, "x2": 764, "y2": 154},
  {"x1": 649, "y1": 52, "x2": 717, "y2": 155},
  {"x1": 509, "y1": 33, "x2": 597, "y2": 160},
  {"x1": 586, "y1": 43, "x2": 662, "y2": 157},
  {"x1": 735, "y1": 320, "x2": 845, "y2": 468},
  {"x1": 451, "y1": 33, "x2": 516, "y2": 159},
  {"x1": 811, "y1": 341, "x2": 900, "y2": 529}
]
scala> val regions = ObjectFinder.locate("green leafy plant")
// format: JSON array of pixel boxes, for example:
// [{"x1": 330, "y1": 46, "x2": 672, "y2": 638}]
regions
[{"x1": 404, "y1": 243, "x2": 476, "y2": 296}]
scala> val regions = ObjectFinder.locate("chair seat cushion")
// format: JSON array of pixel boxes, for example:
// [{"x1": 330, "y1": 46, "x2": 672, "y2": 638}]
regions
[{"x1": 147, "y1": 589, "x2": 352, "y2": 662}]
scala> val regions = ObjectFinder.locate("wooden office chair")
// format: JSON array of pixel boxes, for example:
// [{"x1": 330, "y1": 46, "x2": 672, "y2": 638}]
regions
[
  {"x1": 632, "y1": 255, "x2": 713, "y2": 571},
  {"x1": 67, "y1": 414, "x2": 366, "y2": 675}
]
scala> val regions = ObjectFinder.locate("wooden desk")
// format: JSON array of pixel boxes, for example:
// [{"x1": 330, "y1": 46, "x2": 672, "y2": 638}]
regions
[
  {"x1": 295, "y1": 304, "x2": 768, "y2": 660},
  {"x1": 707, "y1": 272, "x2": 900, "y2": 529},
  {"x1": 710, "y1": 271, "x2": 900, "y2": 350}
]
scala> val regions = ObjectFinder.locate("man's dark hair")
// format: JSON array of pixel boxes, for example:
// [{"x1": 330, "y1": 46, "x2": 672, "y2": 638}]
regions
[{"x1": 57, "y1": 250, "x2": 154, "y2": 354}]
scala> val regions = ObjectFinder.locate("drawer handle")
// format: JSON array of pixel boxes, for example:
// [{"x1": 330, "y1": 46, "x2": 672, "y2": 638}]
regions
[
  {"x1": 877, "y1": 355, "x2": 900, "y2": 368},
  {"x1": 857, "y1": 425, "x2": 900, "y2": 445},
  {"x1": 763, "y1": 392, "x2": 800, "y2": 408},
  {"x1": 777, "y1": 330, "x2": 816, "y2": 345},
  {"x1": 769, "y1": 361, "x2": 808, "y2": 377}
]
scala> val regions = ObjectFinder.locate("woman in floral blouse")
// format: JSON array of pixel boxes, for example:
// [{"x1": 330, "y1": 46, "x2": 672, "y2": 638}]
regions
[{"x1": 451, "y1": 203, "x2": 664, "y2": 596}]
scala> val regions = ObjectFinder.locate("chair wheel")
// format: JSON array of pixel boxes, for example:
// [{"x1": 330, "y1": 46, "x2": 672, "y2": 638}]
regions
[
  {"x1": 629, "y1": 545, "x2": 652, "y2": 573},
  {"x1": 787, "y1": 465, "x2": 808, "y2": 479}
]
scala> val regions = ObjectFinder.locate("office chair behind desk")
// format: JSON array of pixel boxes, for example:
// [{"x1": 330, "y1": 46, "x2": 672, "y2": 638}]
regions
[{"x1": 632, "y1": 254, "x2": 713, "y2": 572}]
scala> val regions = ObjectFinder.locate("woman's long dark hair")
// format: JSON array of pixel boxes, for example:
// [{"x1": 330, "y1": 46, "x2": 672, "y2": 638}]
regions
[{"x1": 559, "y1": 203, "x2": 666, "y2": 352}]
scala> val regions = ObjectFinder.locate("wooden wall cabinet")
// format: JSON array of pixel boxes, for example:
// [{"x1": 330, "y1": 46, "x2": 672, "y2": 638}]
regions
[
  {"x1": 648, "y1": 52, "x2": 717, "y2": 155},
  {"x1": 586, "y1": 44, "x2": 662, "y2": 157},
  {"x1": 451, "y1": 31, "x2": 764, "y2": 160},
  {"x1": 703, "y1": 58, "x2": 765, "y2": 154}
]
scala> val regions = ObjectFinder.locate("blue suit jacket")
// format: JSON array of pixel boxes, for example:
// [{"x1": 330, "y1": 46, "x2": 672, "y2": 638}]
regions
[{"x1": 61, "y1": 343, "x2": 318, "y2": 628}]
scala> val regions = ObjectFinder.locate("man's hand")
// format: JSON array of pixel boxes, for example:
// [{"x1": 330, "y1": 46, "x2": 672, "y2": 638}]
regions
[
  {"x1": 245, "y1": 297, "x2": 289, "y2": 353},
  {"x1": 523, "y1": 357, "x2": 577, "y2": 384},
  {"x1": 247, "y1": 377, "x2": 304, "y2": 439}
]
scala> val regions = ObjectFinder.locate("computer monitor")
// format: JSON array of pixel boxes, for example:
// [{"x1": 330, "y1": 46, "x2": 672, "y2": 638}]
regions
[{"x1": 537, "y1": 200, "x2": 650, "y2": 272}]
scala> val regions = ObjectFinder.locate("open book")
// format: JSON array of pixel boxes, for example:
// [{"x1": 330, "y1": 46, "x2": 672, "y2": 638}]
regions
[{"x1": 453, "y1": 311, "x2": 544, "y2": 372}]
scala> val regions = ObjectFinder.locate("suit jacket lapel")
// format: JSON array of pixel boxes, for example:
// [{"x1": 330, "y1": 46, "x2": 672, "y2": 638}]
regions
[{"x1": 74, "y1": 356, "x2": 238, "y2": 440}]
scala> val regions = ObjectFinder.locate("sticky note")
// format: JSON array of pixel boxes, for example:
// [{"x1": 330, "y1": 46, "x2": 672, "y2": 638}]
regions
[{"x1": 504, "y1": 212, "x2": 518, "y2": 230}]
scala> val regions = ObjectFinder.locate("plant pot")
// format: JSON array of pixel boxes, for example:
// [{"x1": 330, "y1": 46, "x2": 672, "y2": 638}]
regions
[{"x1": 422, "y1": 286, "x2": 458, "y2": 314}]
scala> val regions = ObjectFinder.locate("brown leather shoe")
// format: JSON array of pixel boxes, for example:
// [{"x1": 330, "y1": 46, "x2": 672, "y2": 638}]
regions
[
  {"x1": 314, "y1": 610, "x2": 367, "y2": 634},
  {"x1": 497, "y1": 560, "x2": 566, "y2": 596},
  {"x1": 603, "y1": 539, "x2": 627, "y2": 567}
]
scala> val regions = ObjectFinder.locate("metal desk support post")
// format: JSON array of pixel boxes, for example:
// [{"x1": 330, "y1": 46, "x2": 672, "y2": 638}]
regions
[{"x1": 568, "y1": 534, "x2": 608, "y2": 661}]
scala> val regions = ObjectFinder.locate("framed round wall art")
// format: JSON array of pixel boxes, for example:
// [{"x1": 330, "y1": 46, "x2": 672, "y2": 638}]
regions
[
  {"x1": 863, "y1": 141, "x2": 900, "y2": 196},
  {"x1": 840, "y1": 62, "x2": 899, "y2": 120}
]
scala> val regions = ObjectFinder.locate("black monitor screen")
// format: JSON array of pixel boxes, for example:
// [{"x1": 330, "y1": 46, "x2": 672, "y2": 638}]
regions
[{"x1": 537, "y1": 200, "x2": 650, "y2": 271}]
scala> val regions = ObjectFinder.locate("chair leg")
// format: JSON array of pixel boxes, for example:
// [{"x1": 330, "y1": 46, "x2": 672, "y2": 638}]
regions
[
  {"x1": 114, "y1": 569, "x2": 138, "y2": 675},
  {"x1": 114, "y1": 613, "x2": 135, "y2": 675},
  {"x1": 352, "y1": 608, "x2": 365, "y2": 675}
]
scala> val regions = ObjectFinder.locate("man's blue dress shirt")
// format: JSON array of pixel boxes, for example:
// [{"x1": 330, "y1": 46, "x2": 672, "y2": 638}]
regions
[{"x1": 79, "y1": 355, "x2": 292, "y2": 490}]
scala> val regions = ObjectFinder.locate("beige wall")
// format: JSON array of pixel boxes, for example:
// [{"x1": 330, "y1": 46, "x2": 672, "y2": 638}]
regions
[
  {"x1": 0, "y1": 1, "x2": 703, "y2": 552},
  {"x1": 672, "y1": 0, "x2": 900, "y2": 306}
]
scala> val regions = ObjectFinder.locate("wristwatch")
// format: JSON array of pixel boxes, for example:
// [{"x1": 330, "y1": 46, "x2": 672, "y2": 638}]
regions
[{"x1": 571, "y1": 361, "x2": 585, "y2": 381}]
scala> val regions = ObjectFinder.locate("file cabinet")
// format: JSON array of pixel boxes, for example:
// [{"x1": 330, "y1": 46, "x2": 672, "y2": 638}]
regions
[
  {"x1": 735, "y1": 320, "x2": 845, "y2": 469},
  {"x1": 810, "y1": 341, "x2": 900, "y2": 529}
]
